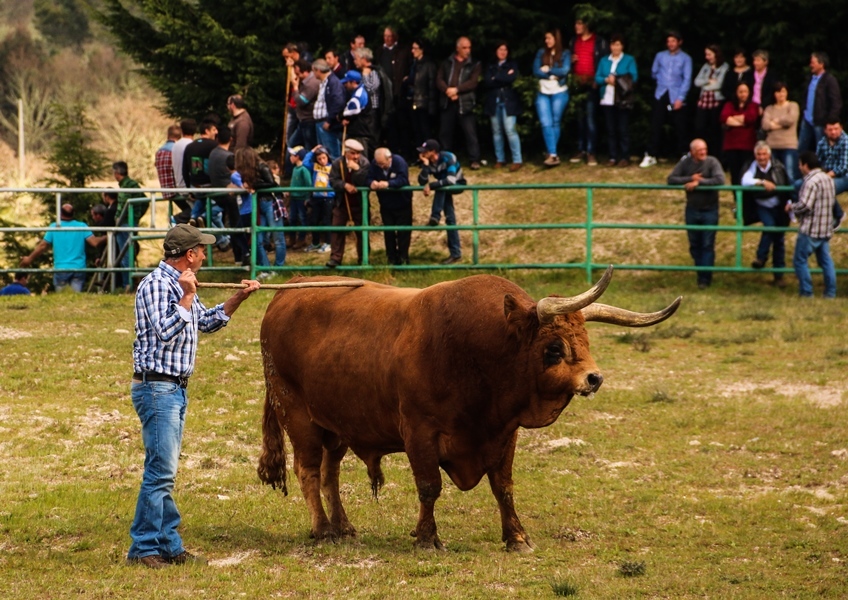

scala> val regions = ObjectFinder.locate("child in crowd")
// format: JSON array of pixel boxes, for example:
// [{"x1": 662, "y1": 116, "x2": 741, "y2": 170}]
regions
[
  {"x1": 287, "y1": 146, "x2": 311, "y2": 250},
  {"x1": 302, "y1": 145, "x2": 334, "y2": 252}
]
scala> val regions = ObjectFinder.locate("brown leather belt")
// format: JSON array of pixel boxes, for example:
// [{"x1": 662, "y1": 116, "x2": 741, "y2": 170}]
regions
[{"x1": 133, "y1": 372, "x2": 189, "y2": 388}]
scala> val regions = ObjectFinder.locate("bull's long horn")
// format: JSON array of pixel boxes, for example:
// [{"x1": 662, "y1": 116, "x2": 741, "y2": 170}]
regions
[
  {"x1": 581, "y1": 296, "x2": 683, "y2": 327},
  {"x1": 536, "y1": 265, "x2": 614, "y2": 323}
]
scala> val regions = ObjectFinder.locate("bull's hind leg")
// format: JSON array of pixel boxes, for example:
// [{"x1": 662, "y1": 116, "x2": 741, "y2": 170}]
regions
[
  {"x1": 286, "y1": 408, "x2": 337, "y2": 541},
  {"x1": 405, "y1": 438, "x2": 445, "y2": 550},
  {"x1": 486, "y1": 430, "x2": 534, "y2": 553},
  {"x1": 320, "y1": 436, "x2": 356, "y2": 538}
]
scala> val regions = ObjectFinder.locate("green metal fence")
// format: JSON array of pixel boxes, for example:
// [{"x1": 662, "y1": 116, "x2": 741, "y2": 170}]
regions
[{"x1": 2, "y1": 183, "x2": 843, "y2": 286}]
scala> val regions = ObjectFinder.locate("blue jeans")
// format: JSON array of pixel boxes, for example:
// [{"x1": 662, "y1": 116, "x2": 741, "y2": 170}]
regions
[
  {"x1": 755, "y1": 204, "x2": 786, "y2": 269},
  {"x1": 258, "y1": 198, "x2": 274, "y2": 247},
  {"x1": 128, "y1": 380, "x2": 188, "y2": 559},
  {"x1": 237, "y1": 213, "x2": 269, "y2": 266},
  {"x1": 797, "y1": 120, "x2": 824, "y2": 153},
  {"x1": 794, "y1": 234, "x2": 836, "y2": 297},
  {"x1": 771, "y1": 149, "x2": 798, "y2": 183},
  {"x1": 288, "y1": 197, "x2": 308, "y2": 243},
  {"x1": 315, "y1": 122, "x2": 342, "y2": 160},
  {"x1": 53, "y1": 271, "x2": 85, "y2": 292},
  {"x1": 685, "y1": 206, "x2": 718, "y2": 285},
  {"x1": 490, "y1": 103, "x2": 522, "y2": 164},
  {"x1": 575, "y1": 88, "x2": 598, "y2": 155},
  {"x1": 271, "y1": 210, "x2": 287, "y2": 266},
  {"x1": 535, "y1": 92, "x2": 569, "y2": 157},
  {"x1": 115, "y1": 230, "x2": 131, "y2": 289},
  {"x1": 189, "y1": 200, "x2": 230, "y2": 247},
  {"x1": 431, "y1": 191, "x2": 461, "y2": 258}
]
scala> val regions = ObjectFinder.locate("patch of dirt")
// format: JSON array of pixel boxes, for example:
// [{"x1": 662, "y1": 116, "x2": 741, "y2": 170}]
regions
[
  {"x1": 0, "y1": 326, "x2": 32, "y2": 340},
  {"x1": 547, "y1": 437, "x2": 587, "y2": 449},
  {"x1": 209, "y1": 550, "x2": 256, "y2": 567},
  {"x1": 720, "y1": 380, "x2": 845, "y2": 408}
]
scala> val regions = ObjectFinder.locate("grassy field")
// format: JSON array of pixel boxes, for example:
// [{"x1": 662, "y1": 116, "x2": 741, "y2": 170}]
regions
[{"x1": 1, "y1": 265, "x2": 846, "y2": 599}]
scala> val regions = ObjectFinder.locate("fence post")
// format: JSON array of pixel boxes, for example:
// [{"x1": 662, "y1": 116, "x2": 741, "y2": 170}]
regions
[
  {"x1": 585, "y1": 186, "x2": 594, "y2": 283},
  {"x1": 361, "y1": 189, "x2": 370, "y2": 266},
  {"x1": 55, "y1": 192, "x2": 62, "y2": 226},
  {"x1": 734, "y1": 188, "x2": 744, "y2": 269},
  {"x1": 472, "y1": 188, "x2": 479, "y2": 265},
  {"x1": 250, "y1": 193, "x2": 257, "y2": 279}
]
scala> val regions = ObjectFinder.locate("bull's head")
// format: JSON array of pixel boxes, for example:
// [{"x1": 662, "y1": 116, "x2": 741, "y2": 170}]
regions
[{"x1": 515, "y1": 266, "x2": 681, "y2": 428}]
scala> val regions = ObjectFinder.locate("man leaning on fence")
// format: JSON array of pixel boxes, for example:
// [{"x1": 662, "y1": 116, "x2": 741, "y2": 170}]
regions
[{"x1": 667, "y1": 138, "x2": 725, "y2": 289}]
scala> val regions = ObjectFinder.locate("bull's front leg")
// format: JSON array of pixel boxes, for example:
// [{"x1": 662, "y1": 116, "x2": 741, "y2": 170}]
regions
[
  {"x1": 487, "y1": 431, "x2": 534, "y2": 553},
  {"x1": 405, "y1": 439, "x2": 444, "y2": 550}
]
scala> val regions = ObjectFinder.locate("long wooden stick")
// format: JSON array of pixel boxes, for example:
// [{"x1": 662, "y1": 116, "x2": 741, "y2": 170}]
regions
[
  {"x1": 197, "y1": 280, "x2": 365, "y2": 290},
  {"x1": 282, "y1": 63, "x2": 292, "y2": 155}
]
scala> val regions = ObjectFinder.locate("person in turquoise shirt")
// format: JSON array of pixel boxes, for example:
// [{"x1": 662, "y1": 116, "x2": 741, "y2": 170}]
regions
[
  {"x1": 595, "y1": 33, "x2": 638, "y2": 166},
  {"x1": 20, "y1": 203, "x2": 104, "y2": 292}
]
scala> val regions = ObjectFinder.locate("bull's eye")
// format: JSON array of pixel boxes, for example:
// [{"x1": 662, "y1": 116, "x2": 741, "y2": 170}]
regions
[{"x1": 544, "y1": 340, "x2": 568, "y2": 367}]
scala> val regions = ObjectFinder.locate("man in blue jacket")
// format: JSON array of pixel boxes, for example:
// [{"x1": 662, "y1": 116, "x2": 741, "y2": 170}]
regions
[
  {"x1": 367, "y1": 147, "x2": 412, "y2": 265},
  {"x1": 312, "y1": 59, "x2": 345, "y2": 160}
]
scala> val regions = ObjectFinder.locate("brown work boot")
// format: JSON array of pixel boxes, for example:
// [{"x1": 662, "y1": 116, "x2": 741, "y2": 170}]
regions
[
  {"x1": 509, "y1": 163, "x2": 523, "y2": 172},
  {"x1": 126, "y1": 554, "x2": 170, "y2": 569},
  {"x1": 165, "y1": 551, "x2": 208, "y2": 566}
]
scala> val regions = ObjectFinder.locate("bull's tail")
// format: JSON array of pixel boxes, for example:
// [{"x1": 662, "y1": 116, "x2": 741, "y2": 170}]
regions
[{"x1": 257, "y1": 349, "x2": 288, "y2": 495}]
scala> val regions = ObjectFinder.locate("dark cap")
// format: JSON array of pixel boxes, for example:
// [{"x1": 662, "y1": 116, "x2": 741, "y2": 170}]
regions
[
  {"x1": 339, "y1": 70, "x2": 362, "y2": 84},
  {"x1": 288, "y1": 145, "x2": 308, "y2": 161},
  {"x1": 416, "y1": 139, "x2": 440, "y2": 153},
  {"x1": 163, "y1": 224, "x2": 217, "y2": 256}
]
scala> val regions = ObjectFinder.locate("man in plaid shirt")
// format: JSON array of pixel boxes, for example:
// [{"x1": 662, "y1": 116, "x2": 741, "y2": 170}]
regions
[
  {"x1": 155, "y1": 125, "x2": 191, "y2": 217},
  {"x1": 789, "y1": 151, "x2": 837, "y2": 298},
  {"x1": 127, "y1": 224, "x2": 260, "y2": 568}
]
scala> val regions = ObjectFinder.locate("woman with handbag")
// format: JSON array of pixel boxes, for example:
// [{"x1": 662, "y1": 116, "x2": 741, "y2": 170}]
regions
[
  {"x1": 533, "y1": 29, "x2": 571, "y2": 167},
  {"x1": 693, "y1": 44, "x2": 729, "y2": 158},
  {"x1": 595, "y1": 33, "x2": 638, "y2": 166}
]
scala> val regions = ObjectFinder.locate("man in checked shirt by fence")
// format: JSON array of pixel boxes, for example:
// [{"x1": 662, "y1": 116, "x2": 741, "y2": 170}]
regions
[
  {"x1": 788, "y1": 151, "x2": 837, "y2": 298},
  {"x1": 126, "y1": 224, "x2": 260, "y2": 568}
]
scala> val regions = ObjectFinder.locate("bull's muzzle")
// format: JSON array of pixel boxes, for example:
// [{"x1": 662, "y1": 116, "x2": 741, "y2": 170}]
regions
[{"x1": 580, "y1": 372, "x2": 604, "y2": 396}]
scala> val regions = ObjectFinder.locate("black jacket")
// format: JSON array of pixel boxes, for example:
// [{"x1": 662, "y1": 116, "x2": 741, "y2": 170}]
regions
[
  {"x1": 801, "y1": 71, "x2": 842, "y2": 126},
  {"x1": 722, "y1": 68, "x2": 755, "y2": 105},
  {"x1": 436, "y1": 55, "x2": 481, "y2": 114},
  {"x1": 483, "y1": 60, "x2": 522, "y2": 117},
  {"x1": 406, "y1": 58, "x2": 437, "y2": 116}
]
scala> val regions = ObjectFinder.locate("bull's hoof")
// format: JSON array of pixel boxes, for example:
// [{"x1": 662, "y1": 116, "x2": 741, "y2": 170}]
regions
[
  {"x1": 413, "y1": 536, "x2": 445, "y2": 551},
  {"x1": 506, "y1": 538, "x2": 535, "y2": 553},
  {"x1": 309, "y1": 526, "x2": 339, "y2": 543},
  {"x1": 337, "y1": 523, "x2": 357, "y2": 538}
]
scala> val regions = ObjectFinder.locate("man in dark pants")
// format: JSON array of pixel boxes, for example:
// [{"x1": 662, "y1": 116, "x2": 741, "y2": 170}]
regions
[
  {"x1": 641, "y1": 31, "x2": 692, "y2": 168},
  {"x1": 798, "y1": 52, "x2": 842, "y2": 153},
  {"x1": 326, "y1": 139, "x2": 371, "y2": 268},
  {"x1": 367, "y1": 147, "x2": 412, "y2": 265},
  {"x1": 667, "y1": 139, "x2": 725, "y2": 289},
  {"x1": 436, "y1": 36, "x2": 482, "y2": 170}
]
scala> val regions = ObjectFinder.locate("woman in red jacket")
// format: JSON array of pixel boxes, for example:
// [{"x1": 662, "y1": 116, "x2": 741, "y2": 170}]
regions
[{"x1": 721, "y1": 82, "x2": 759, "y2": 185}]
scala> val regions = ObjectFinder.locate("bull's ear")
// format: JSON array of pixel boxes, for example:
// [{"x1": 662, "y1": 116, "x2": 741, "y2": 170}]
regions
[{"x1": 504, "y1": 294, "x2": 520, "y2": 318}]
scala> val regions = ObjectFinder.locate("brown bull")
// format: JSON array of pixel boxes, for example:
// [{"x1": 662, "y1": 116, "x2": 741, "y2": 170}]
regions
[{"x1": 257, "y1": 267, "x2": 680, "y2": 551}]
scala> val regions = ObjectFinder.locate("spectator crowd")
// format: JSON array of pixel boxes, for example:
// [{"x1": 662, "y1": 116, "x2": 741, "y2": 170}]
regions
[{"x1": 8, "y1": 19, "x2": 845, "y2": 296}]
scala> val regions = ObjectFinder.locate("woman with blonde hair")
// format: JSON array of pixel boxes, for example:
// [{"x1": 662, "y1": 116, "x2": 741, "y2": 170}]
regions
[{"x1": 533, "y1": 29, "x2": 571, "y2": 167}]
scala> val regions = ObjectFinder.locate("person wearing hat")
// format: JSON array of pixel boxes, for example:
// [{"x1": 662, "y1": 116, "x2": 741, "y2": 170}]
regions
[
  {"x1": 303, "y1": 145, "x2": 335, "y2": 252},
  {"x1": 417, "y1": 139, "x2": 465, "y2": 264},
  {"x1": 340, "y1": 69, "x2": 375, "y2": 157},
  {"x1": 287, "y1": 146, "x2": 311, "y2": 250},
  {"x1": 20, "y1": 203, "x2": 105, "y2": 292},
  {"x1": 326, "y1": 138, "x2": 371, "y2": 267},
  {"x1": 127, "y1": 224, "x2": 260, "y2": 569}
]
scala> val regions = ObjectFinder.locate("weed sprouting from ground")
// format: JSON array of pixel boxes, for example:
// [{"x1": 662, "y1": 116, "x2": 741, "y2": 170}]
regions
[
  {"x1": 618, "y1": 560, "x2": 646, "y2": 577},
  {"x1": 651, "y1": 324, "x2": 699, "y2": 339},
  {"x1": 551, "y1": 580, "x2": 579, "y2": 596},
  {"x1": 650, "y1": 390, "x2": 675, "y2": 403},
  {"x1": 738, "y1": 310, "x2": 776, "y2": 321}
]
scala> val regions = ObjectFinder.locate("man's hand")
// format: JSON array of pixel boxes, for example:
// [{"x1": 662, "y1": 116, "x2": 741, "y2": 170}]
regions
[
  {"x1": 423, "y1": 183, "x2": 431, "y2": 197},
  {"x1": 762, "y1": 180, "x2": 776, "y2": 192},
  {"x1": 370, "y1": 181, "x2": 388, "y2": 190},
  {"x1": 178, "y1": 268, "x2": 198, "y2": 296},
  {"x1": 346, "y1": 159, "x2": 360, "y2": 171},
  {"x1": 19, "y1": 256, "x2": 33, "y2": 268},
  {"x1": 690, "y1": 173, "x2": 704, "y2": 183},
  {"x1": 419, "y1": 154, "x2": 429, "y2": 166},
  {"x1": 342, "y1": 119, "x2": 350, "y2": 127},
  {"x1": 344, "y1": 183, "x2": 357, "y2": 194},
  {"x1": 446, "y1": 86, "x2": 458, "y2": 98},
  {"x1": 684, "y1": 180, "x2": 700, "y2": 191},
  {"x1": 827, "y1": 170, "x2": 836, "y2": 178},
  {"x1": 322, "y1": 122, "x2": 330, "y2": 131},
  {"x1": 673, "y1": 99, "x2": 684, "y2": 111},
  {"x1": 238, "y1": 279, "x2": 261, "y2": 297}
]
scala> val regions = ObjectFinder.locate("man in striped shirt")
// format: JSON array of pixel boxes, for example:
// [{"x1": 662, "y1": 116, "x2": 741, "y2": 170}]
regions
[
  {"x1": 789, "y1": 151, "x2": 836, "y2": 297},
  {"x1": 127, "y1": 224, "x2": 260, "y2": 568}
]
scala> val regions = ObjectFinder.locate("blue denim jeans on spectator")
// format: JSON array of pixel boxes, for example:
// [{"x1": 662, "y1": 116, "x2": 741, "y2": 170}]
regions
[
  {"x1": 771, "y1": 149, "x2": 798, "y2": 183},
  {"x1": 793, "y1": 233, "x2": 836, "y2": 297},
  {"x1": 258, "y1": 198, "x2": 275, "y2": 248},
  {"x1": 797, "y1": 120, "x2": 824, "y2": 153},
  {"x1": 189, "y1": 200, "x2": 229, "y2": 247},
  {"x1": 685, "y1": 206, "x2": 718, "y2": 286},
  {"x1": 271, "y1": 210, "x2": 287, "y2": 266},
  {"x1": 315, "y1": 123, "x2": 342, "y2": 160},
  {"x1": 53, "y1": 271, "x2": 85, "y2": 292},
  {"x1": 128, "y1": 380, "x2": 188, "y2": 560},
  {"x1": 114, "y1": 230, "x2": 131, "y2": 289},
  {"x1": 431, "y1": 191, "x2": 461, "y2": 259},
  {"x1": 535, "y1": 92, "x2": 569, "y2": 157},
  {"x1": 755, "y1": 203, "x2": 786, "y2": 269},
  {"x1": 490, "y1": 103, "x2": 522, "y2": 164}
]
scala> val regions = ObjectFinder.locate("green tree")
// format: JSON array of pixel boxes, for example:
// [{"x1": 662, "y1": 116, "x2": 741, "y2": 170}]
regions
[{"x1": 34, "y1": 0, "x2": 91, "y2": 50}]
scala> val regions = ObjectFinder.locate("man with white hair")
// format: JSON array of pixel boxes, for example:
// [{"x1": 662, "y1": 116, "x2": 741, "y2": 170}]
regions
[
  {"x1": 326, "y1": 138, "x2": 371, "y2": 267},
  {"x1": 741, "y1": 141, "x2": 790, "y2": 286},
  {"x1": 667, "y1": 138, "x2": 725, "y2": 289},
  {"x1": 367, "y1": 147, "x2": 412, "y2": 265}
]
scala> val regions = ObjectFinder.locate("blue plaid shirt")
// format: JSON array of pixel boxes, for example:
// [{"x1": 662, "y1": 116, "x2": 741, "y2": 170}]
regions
[
  {"x1": 133, "y1": 261, "x2": 230, "y2": 378},
  {"x1": 816, "y1": 131, "x2": 848, "y2": 177}
]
